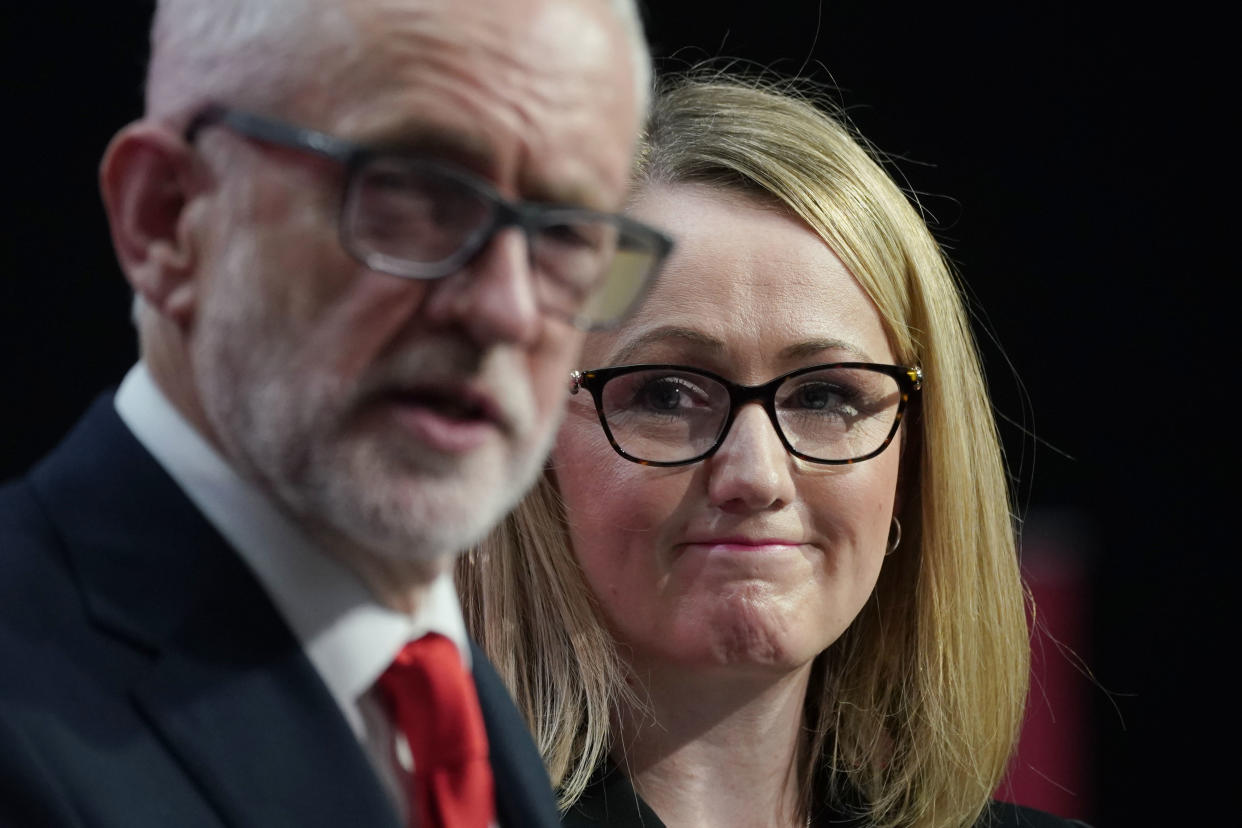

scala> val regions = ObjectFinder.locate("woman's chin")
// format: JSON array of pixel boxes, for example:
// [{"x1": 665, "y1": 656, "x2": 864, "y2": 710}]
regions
[{"x1": 646, "y1": 607, "x2": 828, "y2": 677}]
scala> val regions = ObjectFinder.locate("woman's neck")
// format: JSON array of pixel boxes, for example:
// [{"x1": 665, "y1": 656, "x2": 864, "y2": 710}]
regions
[{"x1": 612, "y1": 662, "x2": 814, "y2": 828}]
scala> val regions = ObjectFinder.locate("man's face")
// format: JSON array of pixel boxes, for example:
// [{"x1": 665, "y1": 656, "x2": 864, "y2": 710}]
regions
[{"x1": 185, "y1": 0, "x2": 642, "y2": 569}]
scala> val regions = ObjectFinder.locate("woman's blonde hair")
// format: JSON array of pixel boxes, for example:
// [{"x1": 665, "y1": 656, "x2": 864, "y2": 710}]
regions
[{"x1": 457, "y1": 70, "x2": 1029, "y2": 828}]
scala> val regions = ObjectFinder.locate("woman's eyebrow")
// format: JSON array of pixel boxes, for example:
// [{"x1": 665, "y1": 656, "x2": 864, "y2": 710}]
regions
[
  {"x1": 778, "y1": 338, "x2": 871, "y2": 362},
  {"x1": 607, "y1": 326, "x2": 724, "y2": 365},
  {"x1": 608, "y1": 330, "x2": 873, "y2": 366}
]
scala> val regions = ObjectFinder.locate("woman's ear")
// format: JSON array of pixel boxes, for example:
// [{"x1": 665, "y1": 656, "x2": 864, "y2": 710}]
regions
[{"x1": 100, "y1": 121, "x2": 205, "y2": 328}]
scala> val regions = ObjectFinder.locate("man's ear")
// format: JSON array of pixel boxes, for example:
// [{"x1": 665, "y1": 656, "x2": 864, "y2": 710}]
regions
[{"x1": 100, "y1": 122, "x2": 206, "y2": 328}]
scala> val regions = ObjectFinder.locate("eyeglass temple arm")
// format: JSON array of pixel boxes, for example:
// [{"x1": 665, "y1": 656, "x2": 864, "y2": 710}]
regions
[{"x1": 184, "y1": 105, "x2": 356, "y2": 165}]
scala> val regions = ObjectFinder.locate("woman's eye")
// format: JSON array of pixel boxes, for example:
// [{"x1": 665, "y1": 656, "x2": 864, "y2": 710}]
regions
[
  {"x1": 791, "y1": 382, "x2": 850, "y2": 412},
  {"x1": 639, "y1": 379, "x2": 694, "y2": 410},
  {"x1": 615, "y1": 373, "x2": 716, "y2": 415}
]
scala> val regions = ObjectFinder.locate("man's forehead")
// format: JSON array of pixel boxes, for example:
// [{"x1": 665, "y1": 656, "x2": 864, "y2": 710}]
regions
[
  {"x1": 342, "y1": 116, "x2": 623, "y2": 210},
  {"x1": 323, "y1": 0, "x2": 640, "y2": 209},
  {"x1": 340, "y1": 0, "x2": 625, "y2": 70}
]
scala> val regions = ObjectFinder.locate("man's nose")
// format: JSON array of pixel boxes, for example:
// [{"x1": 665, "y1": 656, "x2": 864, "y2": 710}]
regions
[
  {"x1": 705, "y1": 404, "x2": 796, "y2": 513},
  {"x1": 421, "y1": 226, "x2": 542, "y2": 346}
]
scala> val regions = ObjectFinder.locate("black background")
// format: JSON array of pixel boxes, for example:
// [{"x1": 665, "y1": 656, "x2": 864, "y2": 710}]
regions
[{"x1": 3, "y1": 3, "x2": 1232, "y2": 824}]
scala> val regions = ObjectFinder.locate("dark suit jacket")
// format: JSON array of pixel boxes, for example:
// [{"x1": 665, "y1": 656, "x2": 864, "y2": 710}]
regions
[
  {"x1": 563, "y1": 757, "x2": 1093, "y2": 828},
  {"x1": 0, "y1": 396, "x2": 560, "y2": 828}
]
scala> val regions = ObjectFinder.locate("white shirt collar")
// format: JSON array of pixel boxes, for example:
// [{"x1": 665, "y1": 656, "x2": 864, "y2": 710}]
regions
[{"x1": 114, "y1": 362, "x2": 472, "y2": 741}]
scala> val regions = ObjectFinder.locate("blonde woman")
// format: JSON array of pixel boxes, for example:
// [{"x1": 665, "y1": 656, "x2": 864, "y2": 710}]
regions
[{"x1": 458, "y1": 73, "x2": 1090, "y2": 828}]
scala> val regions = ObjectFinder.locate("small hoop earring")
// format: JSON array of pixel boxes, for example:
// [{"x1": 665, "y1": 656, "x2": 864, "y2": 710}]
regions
[{"x1": 885, "y1": 516, "x2": 902, "y2": 556}]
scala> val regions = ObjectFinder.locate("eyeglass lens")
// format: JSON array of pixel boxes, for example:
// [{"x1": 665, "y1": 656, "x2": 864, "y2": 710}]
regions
[
  {"x1": 344, "y1": 156, "x2": 662, "y2": 327},
  {"x1": 597, "y1": 366, "x2": 904, "y2": 463}
]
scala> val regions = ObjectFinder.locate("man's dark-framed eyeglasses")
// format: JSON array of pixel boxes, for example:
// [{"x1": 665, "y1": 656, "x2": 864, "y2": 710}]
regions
[
  {"x1": 183, "y1": 105, "x2": 674, "y2": 330},
  {"x1": 569, "y1": 362, "x2": 924, "y2": 466}
]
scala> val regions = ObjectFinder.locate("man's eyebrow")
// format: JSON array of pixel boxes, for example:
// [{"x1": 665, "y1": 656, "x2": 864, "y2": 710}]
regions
[
  {"x1": 518, "y1": 172, "x2": 603, "y2": 211},
  {"x1": 359, "y1": 122, "x2": 605, "y2": 209},
  {"x1": 364, "y1": 122, "x2": 497, "y2": 172}
]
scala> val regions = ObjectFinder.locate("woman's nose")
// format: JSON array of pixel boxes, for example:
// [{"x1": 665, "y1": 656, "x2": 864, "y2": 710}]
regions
[{"x1": 705, "y1": 404, "x2": 796, "y2": 512}]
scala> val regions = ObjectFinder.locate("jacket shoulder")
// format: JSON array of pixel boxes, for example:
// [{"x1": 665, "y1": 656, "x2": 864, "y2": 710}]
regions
[
  {"x1": 0, "y1": 474, "x2": 60, "y2": 549},
  {"x1": 0, "y1": 475, "x2": 78, "y2": 633}
]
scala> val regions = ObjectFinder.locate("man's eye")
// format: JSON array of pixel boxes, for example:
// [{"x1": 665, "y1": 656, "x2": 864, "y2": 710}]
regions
[{"x1": 541, "y1": 221, "x2": 605, "y2": 250}]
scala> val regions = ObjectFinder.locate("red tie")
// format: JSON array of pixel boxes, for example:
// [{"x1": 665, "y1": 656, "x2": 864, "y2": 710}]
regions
[{"x1": 377, "y1": 633, "x2": 496, "y2": 828}]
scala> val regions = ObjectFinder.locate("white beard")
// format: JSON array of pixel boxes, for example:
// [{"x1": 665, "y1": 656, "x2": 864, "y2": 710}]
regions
[{"x1": 188, "y1": 200, "x2": 554, "y2": 570}]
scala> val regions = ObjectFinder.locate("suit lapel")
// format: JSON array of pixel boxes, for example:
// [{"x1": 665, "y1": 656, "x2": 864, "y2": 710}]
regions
[
  {"x1": 471, "y1": 642, "x2": 561, "y2": 828},
  {"x1": 32, "y1": 397, "x2": 400, "y2": 828},
  {"x1": 130, "y1": 568, "x2": 399, "y2": 828}
]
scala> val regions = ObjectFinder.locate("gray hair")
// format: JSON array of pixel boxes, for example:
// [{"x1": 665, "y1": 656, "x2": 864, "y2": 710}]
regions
[
  {"x1": 604, "y1": 0, "x2": 653, "y2": 109},
  {"x1": 145, "y1": 0, "x2": 652, "y2": 127}
]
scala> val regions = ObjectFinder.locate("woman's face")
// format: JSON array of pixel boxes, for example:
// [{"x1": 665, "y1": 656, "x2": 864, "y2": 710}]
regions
[{"x1": 553, "y1": 183, "x2": 904, "y2": 678}]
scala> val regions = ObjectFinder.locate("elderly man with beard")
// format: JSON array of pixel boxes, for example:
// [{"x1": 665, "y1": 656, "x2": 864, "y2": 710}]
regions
[{"x1": 0, "y1": 0, "x2": 670, "y2": 825}]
